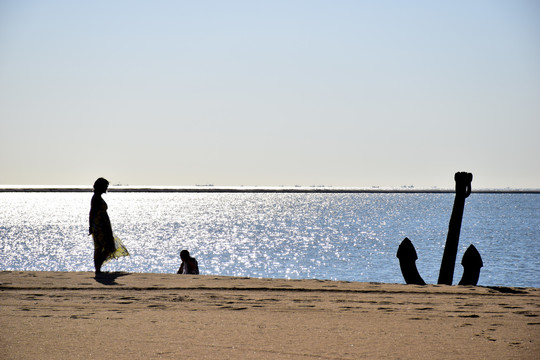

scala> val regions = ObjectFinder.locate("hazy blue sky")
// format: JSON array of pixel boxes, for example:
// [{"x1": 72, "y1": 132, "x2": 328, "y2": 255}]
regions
[{"x1": 1, "y1": 1, "x2": 539, "y2": 188}]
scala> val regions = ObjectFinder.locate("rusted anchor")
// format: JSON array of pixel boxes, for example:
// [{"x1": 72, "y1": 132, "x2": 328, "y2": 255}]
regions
[{"x1": 396, "y1": 172, "x2": 483, "y2": 285}]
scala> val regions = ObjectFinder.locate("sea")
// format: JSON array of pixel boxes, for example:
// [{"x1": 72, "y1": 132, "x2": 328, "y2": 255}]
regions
[{"x1": 1, "y1": 188, "x2": 539, "y2": 288}]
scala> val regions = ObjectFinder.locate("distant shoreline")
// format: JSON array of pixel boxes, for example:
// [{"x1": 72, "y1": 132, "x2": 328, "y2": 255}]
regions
[{"x1": 1, "y1": 186, "x2": 539, "y2": 194}]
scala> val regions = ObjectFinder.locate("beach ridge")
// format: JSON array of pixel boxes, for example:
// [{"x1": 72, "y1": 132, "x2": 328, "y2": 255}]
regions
[{"x1": 1, "y1": 271, "x2": 539, "y2": 359}]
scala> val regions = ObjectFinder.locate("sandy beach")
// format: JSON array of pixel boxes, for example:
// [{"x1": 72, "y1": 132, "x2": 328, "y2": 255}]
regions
[{"x1": 1, "y1": 271, "x2": 538, "y2": 359}]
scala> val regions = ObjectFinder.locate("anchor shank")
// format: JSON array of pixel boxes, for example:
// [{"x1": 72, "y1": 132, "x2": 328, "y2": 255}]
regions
[{"x1": 437, "y1": 172, "x2": 472, "y2": 285}]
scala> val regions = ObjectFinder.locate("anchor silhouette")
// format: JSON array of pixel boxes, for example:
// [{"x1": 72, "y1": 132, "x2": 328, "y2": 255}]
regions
[{"x1": 397, "y1": 172, "x2": 483, "y2": 285}]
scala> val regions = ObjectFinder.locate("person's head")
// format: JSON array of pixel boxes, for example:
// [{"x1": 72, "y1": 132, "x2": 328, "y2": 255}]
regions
[
  {"x1": 180, "y1": 250, "x2": 190, "y2": 261},
  {"x1": 93, "y1": 178, "x2": 109, "y2": 194}
]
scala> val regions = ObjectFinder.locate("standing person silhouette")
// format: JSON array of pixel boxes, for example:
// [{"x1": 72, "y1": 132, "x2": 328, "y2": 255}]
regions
[{"x1": 89, "y1": 178, "x2": 129, "y2": 274}]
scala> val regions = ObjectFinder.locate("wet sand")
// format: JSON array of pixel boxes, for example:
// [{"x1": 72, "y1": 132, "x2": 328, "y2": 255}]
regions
[{"x1": 1, "y1": 271, "x2": 539, "y2": 359}]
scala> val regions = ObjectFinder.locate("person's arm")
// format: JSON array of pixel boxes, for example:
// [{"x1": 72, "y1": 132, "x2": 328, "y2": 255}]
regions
[
  {"x1": 177, "y1": 262, "x2": 184, "y2": 274},
  {"x1": 89, "y1": 196, "x2": 97, "y2": 235}
]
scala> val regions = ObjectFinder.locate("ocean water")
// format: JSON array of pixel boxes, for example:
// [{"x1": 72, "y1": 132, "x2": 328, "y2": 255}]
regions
[{"x1": 0, "y1": 191, "x2": 538, "y2": 288}]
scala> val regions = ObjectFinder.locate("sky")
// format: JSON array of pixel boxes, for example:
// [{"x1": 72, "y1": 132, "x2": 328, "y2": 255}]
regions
[{"x1": 1, "y1": 1, "x2": 539, "y2": 189}]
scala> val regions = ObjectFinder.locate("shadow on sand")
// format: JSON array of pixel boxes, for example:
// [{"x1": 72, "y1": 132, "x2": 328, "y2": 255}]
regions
[{"x1": 94, "y1": 271, "x2": 130, "y2": 285}]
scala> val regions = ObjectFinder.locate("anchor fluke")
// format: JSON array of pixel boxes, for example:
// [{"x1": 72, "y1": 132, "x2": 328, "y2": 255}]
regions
[
  {"x1": 397, "y1": 238, "x2": 426, "y2": 285},
  {"x1": 458, "y1": 244, "x2": 483, "y2": 286}
]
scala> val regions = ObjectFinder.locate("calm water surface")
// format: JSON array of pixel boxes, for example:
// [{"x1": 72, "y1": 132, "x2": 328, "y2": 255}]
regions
[{"x1": 1, "y1": 192, "x2": 538, "y2": 287}]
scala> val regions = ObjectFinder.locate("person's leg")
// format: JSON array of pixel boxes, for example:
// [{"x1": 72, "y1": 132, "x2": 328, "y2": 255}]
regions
[{"x1": 94, "y1": 248, "x2": 104, "y2": 274}]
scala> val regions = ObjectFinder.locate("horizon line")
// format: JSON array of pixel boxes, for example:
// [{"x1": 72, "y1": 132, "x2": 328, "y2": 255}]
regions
[{"x1": 0, "y1": 185, "x2": 539, "y2": 194}]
